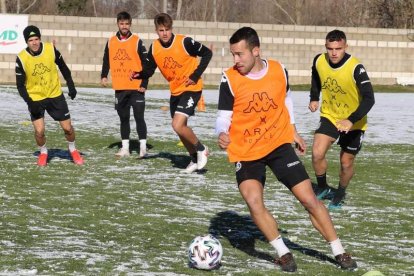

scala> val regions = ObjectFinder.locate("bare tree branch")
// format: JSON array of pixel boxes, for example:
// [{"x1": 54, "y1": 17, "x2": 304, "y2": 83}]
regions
[
  {"x1": 92, "y1": 0, "x2": 97, "y2": 17},
  {"x1": 270, "y1": 0, "x2": 296, "y2": 25},
  {"x1": 22, "y1": 0, "x2": 38, "y2": 13}
]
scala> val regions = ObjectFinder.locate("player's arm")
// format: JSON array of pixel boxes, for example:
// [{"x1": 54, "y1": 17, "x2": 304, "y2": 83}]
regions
[
  {"x1": 54, "y1": 46, "x2": 77, "y2": 100},
  {"x1": 131, "y1": 44, "x2": 157, "y2": 80},
  {"x1": 282, "y1": 65, "x2": 306, "y2": 154},
  {"x1": 101, "y1": 41, "x2": 110, "y2": 87},
  {"x1": 101, "y1": 41, "x2": 110, "y2": 79},
  {"x1": 347, "y1": 64, "x2": 375, "y2": 123},
  {"x1": 137, "y1": 39, "x2": 149, "y2": 90},
  {"x1": 183, "y1": 37, "x2": 213, "y2": 83},
  {"x1": 15, "y1": 57, "x2": 31, "y2": 102},
  {"x1": 309, "y1": 54, "x2": 322, "y2": 112},
  {"x1": 216, "y1": 73, "x2": 233, "y2": 150}
]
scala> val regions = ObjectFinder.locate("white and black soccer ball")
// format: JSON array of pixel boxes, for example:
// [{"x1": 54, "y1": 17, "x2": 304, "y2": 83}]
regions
[{"x1": 188, "y1": 234, "x2": 223, "y2": 270}]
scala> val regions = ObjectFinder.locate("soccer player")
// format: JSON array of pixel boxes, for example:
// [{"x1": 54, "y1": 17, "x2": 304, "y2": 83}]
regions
[
  {"x1": 309, "y1": 29, "x2": 375, "y2": 209},
  {"x1": 101, "y1": 11, "x2": 149, "y2": 158},
  {"x1": 15, "y1": 25, "x2": 83, "y2": 166},
  {"x1": 216, "y1": 27, "x2": 357, "y2": 272},
  {"x1": 131, "y1": 13, "x2": 212, "y2": 173}
]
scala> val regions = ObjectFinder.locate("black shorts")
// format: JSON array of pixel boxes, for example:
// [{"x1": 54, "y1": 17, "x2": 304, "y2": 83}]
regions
[
  {"x1": 29, "y1": 94, "x2": 70, "y2": 121},
  {"x1": 169, "y1": 91, "x2": 201, "y2": 118},
  {"x1": 235, "y1": 143, "x2": 309, "y2": 190},
  {"x1": 115, "y1": 90, "x2": 145, "y2": 111},
  {"x1": 315, "y1": 117, "x2": 365, "y2": 155}
]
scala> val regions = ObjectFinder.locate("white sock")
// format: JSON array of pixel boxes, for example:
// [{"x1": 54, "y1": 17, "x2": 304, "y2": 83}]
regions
[
  {"x1": 330, "y1": 238, "x2": 345, "y2": 256},
  {"x1": 121, "y1": 139, "x2": 129, "y2": 150},
  {"x1": 270, "y1": 235, "x2": 290, "y2": 257},
  {"x1": 68, "y1": 141, "x2": 76, "y2": 152},
  {"x1": 139, "y1": 139, "x2": 146, "y2": 148},
  {"x1": 39, "y1": 144, "x2": 48, "y2": 154}
]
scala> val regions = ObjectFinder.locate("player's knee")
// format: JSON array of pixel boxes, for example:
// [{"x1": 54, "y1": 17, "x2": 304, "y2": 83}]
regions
[
  {"x1": 340, "y1": 159, "x2": 354, "y2": 171},
  {"x1": 34, "y1": 130, "x2": 45, "y2": 139},
  {"x1": 312, "y1": 151, "x2": 325, "y2": 162},
  {"x1": 63, "y1": 126, "x2": 74, "y2": 136},
  {"x1": 300, "y1": 195, "x2": 320, "y2": 212},
  {"x1": 245, "y1": 196, "x2": 264, "y2": 213},
  {"x1": 171, "y1": 121, "x2": 183, "y2": 134}
]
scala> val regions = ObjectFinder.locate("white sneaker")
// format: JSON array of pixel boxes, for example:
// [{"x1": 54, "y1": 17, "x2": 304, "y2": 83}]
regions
[
  {"x1": 183, "y1": 161, "x2": 198, "y2": 173},
  {"x1": 139, "y1": 143, "x2": 147, "y2": 158},
  {"x1": 115, "y1": 148, "x2": 130, "y2": 158},
  {"x1": 197, "y1": 146, "x2": 209, "y2": 170}
]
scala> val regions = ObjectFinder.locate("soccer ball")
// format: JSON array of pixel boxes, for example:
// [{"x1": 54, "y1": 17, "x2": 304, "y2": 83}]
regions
[{"x1": 188, "y1": 234, "x2": 223, "y2": 270}]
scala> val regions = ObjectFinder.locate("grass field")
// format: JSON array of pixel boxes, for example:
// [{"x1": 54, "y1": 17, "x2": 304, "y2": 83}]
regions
[{"x1": 0, "y1": 87, "x2": 413, "y2": 275}]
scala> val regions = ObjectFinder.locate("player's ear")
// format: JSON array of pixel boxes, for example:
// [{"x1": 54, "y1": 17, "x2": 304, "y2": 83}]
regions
[{"x1": 252, "y1": 46, "x2": 260, "y2": 57}]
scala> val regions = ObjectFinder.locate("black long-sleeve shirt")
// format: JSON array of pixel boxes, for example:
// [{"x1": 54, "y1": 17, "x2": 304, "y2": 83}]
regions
[
  {"x1": 310, "y1": 53, "x2": 375, "y2": 123},
  {"x1": 101, "y1": 31, "x2": 149, "y2": 89},
  {"x1": 138, "y1": 34, "x2": 212, "y2": 82},
  {"x1": 15, "y1": 43, "x2": 75, "y2": 102}
]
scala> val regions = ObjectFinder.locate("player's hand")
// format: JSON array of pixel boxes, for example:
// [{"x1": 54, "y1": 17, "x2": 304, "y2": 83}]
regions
[
  {"x1": 130, "y1": 71, "x2": 140, "y2": 80},
  {"x1": 68, "y1": 87, "x2": 77, "y2": 100},
  {"x1": 218, "y1": 132, "x2": 230, "y2": 150},
  {"x1": 293, "y1": 131, "x2": 306, "y2": 155},
  {"x1": 138, "y1": 87, "x2": 146, "y2": 93},
  {"x1": 336, "y1": 119, "x2": 353, "y2": 133},
  {"x1": 101, "y1": 77, "x2": 108, "y2": 87},
  {"x1": 308, "y1": 101, "x2": 319, "y2": 112},
  {"x1": 184, "y1": 78, "x2": 195, "y2": 87}
]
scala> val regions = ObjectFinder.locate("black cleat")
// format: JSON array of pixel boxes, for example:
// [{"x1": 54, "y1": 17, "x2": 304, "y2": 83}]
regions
[
  {"x1": 276, "y1": 252, "x2": 297, "y2": 272},
  {"x1": 335, "y1": 253, "x2": 357, "y2": 270}
]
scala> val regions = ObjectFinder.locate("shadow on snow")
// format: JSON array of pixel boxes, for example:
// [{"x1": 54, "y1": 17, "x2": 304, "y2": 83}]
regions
[
  {"x1": 208, "y1": 210, "x2": 336, "y2": 266},
  {"x1": 34, "y1": 149, "x2": 84, "y2": 164},
  {"x1": 107, "y1": 140, "x2": 207, "y2": 174}
]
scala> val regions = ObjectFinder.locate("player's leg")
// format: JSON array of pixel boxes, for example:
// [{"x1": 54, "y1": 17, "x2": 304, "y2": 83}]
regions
[
  {"x1": 49, "y1": 94, "x2": 83, "y2": 165},
  {"x1": 32, "y1": 118, "x2": 46, "y2": 147},
  {"x1": 239, "y1": 179, "x2": 282, "y2": 241},
  {"x1": 271, "y1": 144, "x2": 356, "y2": 270},
  {"x1": 32, "y1": 118, "x2": 48, "y2": 166},
  {"x1": 291, "y1": 180, "x2": 337, "y2": 240},
  {"x1": 171, "y1": 92, "x2": 208, "y2": 171},
  {"x1": 131, "y1": 92, "x2": 147, "y2": 157},
  {"x1": 329, "y1": 130, "x2": 363, "y2": 209},
  {"x1": 59, "y1": 119, "x2": 75, "y2": 142},
  {"x1": 59, "y1": 119, "x2": 83, "y2": 165},
  {"x1": 28, "y1": 99, "x2": 47, "y2": 166},
  {"x1": 237, "y1": 159, "x2": 296, "y2": 272},
  {"x1": 172, "y1": 114, "x2": 199, "y2": 172},
  {"x1": 291, "y1": 180, "x2": 357, "y2": 270},
  {"x1": 312, "y1": 118, "x2": 338, "y2": 199},
  {"x1": 115, "y1": 91, "x2": 131, "y2": 157}
]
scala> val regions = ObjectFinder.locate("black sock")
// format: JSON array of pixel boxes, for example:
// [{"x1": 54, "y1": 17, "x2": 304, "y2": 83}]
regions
[
  {"x1": 316, "y1": 173, "x2": 328, "y2": 188},
  {"x1": 336, "y1": 184, "x2": 347, "y2": 197},
  {"x1": 194, "y1": 141, "x2": 205, "y2": 151},
  {"x1": 190, "y1": 153, "x2": 197, "y2": 163}
]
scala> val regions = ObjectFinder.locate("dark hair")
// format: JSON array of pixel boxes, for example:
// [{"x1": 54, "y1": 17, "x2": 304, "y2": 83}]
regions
[
  {"x1": 326, "y1": 29, "x2": 347, "y2": 42},
  {"x1": 229, "y1": 27, "x2": 260, "y2": 49},
  {"x1": 154, "y1": 13, "x2": 173, "y2": 28},
  {"x1": 117, "y1": 11, "x2": 131, "y2": 22}
]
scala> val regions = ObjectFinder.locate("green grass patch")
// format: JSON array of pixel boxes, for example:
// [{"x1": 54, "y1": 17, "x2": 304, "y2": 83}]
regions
[{"x1": 1, "y1": 123, "x2": 413, "y2": 275}]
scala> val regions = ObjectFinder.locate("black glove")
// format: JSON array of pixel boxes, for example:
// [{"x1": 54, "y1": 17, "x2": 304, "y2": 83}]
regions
[
  {"x1": 27, "y1": 99, "x2": 42, "y2": 114},
  {"x1": 68, "y1": 86, "x2": 77, "y2": 100}
]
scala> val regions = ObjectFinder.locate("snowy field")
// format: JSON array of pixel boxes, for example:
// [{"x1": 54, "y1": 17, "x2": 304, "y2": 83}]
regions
[
  {"x1": 0, "y1": 86, "x2": 413, "y2": 275},
  {"x1": 1, "y1": 86, "x2": 414, "y2": 145}
]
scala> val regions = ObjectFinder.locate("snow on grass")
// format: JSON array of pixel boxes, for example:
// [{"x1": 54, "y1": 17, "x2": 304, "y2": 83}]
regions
[
  {"x1": 1, "y1": 86, "x2": 414, "y2": 144},
  {"x1": 1, "y1": 86, "x2": 413, "y2": 275}
]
